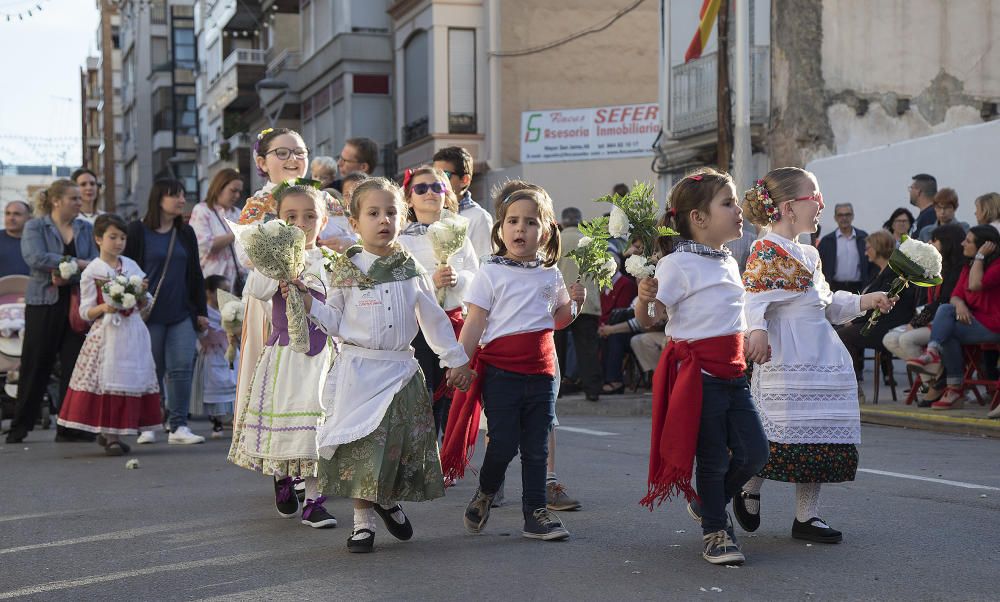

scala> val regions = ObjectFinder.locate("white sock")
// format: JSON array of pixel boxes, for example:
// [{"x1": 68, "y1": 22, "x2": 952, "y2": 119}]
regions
[
  {"x1": 304, "y1": 476, "x2": 319, "y2": 502},
  {"x1": 795, "y1": 483, "x2": 823, "y2": 524},
  {"x1": 383, "y1": 501, "x2": 406, "y2": 524},
  {"x1": 546, "y1": 472, "x2": 557, "y2": 483},
  {"x1": 353, "y1": 507, "x2": 376, "y2": 539},
  {"x1": 742, "y1": 476, "x2": 763, "y2": 514}
]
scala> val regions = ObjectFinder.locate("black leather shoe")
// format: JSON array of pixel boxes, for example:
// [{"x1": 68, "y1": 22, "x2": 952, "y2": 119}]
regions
[
  {"x1": 347, "y1": 529, "x2": 375, "y2": 553},
  {"x1": 5, "y1": 429, "x2": 25, "y2": 444},
  {"x1": 792, "y1": 517, "x2": 842, "y2": 543},
  {"x1": 373, "y1": 503, "x2": 413, "y2": 541},
  {"x1": 733, "y1": 490, "x2": 761, "y2": 532}
]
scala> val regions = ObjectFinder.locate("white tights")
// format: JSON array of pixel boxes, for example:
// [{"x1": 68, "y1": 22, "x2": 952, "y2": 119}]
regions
[{"x1": 741, "y1": 477, "x2": 822, "y2": 522}]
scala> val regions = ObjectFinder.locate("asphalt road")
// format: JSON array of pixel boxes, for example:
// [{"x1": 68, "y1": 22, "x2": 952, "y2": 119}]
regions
[{"x1": 1, "y1": 418, "x2": 998, "y2": 601}]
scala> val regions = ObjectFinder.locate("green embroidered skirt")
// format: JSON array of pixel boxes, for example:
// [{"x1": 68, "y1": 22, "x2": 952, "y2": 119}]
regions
[{"x1": 318, "y1": 370, "x2": 445, "y2": 504}]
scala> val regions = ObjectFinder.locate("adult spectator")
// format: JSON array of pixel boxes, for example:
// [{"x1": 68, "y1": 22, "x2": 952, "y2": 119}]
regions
[
  {"x1": 973, "y1": 192, "x2": 1000, "y2": 232},
  {"x1": 917, "y1": 188, "x2": 968, "y2": 242},
  {"x1": 612, "y1": 183, "x2": 629, "y2": 197},
  {"x1": 883, "y1": 207, "x2": 915, "y2": 246},
  {"x1": 836, "y1": 231, "x2": 918, "y2": 401},
  {"x1": 554, "y1": 207, "x2": 602, "y2": 401},
  {"x1": 72, "y1": 168, "x2": 103, "y2": 224},
  {"x1": 310, "y1": 156, "x2": 338, "y2": 190},
  {"x1": 189, "y1": 168, "x2": 246, "y2": 293},
  {"x1": 433, "y1": 146, "x2": 494, "y2": 258},
  {"x1": 332, "y1": 137, "x2": 378, "y2": 192},
  {"x1": 5, "y1": 180, "x2": 98, "y2": 444},
  {"x1": 909, "y1": 173, "x2": 938, "y2": 234},
  {"x1": 597, "y1": 251, "x2": 638, "y2": 395},
  {"x1": 908, "y1": 225, "x2": 1000, "y2": 414},
  {"x1": 124, "y1": 178, "x2": 207, "y2": 445},
  {"x1": 882, "y1": 224, "x2": 966, "y2": 405},
  {"x1": 0, "y1": 201, "x2": 31, "y2": 277},
  {"x1": 818, "y1": 202, "x2": 869, "y2": 293}
]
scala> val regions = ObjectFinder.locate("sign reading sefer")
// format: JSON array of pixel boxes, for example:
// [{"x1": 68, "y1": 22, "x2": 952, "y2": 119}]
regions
[{"x1": 520, "y1": 103, "x2": 660, "y2": 164}]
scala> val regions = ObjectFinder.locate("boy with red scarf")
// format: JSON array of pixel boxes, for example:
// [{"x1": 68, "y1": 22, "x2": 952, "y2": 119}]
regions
[
  {"x1": 634, "y1": 169, "x2": 769, "y2": 566},
  {"x1": 441, "y1": 185, "x2": 585, "y2": 541}
]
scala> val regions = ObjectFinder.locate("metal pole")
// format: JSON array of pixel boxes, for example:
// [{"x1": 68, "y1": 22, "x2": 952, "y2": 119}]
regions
[
  {"x1": 732, "y1": 0, "x2": 752, "y2": 193},
  {"x1": 657, "y1": 0, "x2": 671, "y2": 198}
]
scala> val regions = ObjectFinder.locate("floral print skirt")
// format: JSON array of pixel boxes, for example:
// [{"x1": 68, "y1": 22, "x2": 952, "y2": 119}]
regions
[
  {"x1": 318, "y1": 371, "x2": 445, "y2": 505},
  {"x1": 758, "y1": 441, "x2": 859, "y2": 483}
]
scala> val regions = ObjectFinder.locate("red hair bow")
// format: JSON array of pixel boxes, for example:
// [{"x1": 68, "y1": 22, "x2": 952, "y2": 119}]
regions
[
  {"x1": 666, "y1": 207, "x2": 677, "y2": 218},
  {"x1": 401, "y1": 168, "x2": 414, "y2": 191}
]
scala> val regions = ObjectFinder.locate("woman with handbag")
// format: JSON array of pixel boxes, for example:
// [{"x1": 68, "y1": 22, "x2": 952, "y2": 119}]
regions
[
  {"x1": 125, "y1": 178, "x2": 208, "y2": 445},
  {"x1": 189, "y1": 168, "x2": 247, "y2": 294},
  {"x1": 6, "y1": 179, "x2": 98, "y2": 444}
]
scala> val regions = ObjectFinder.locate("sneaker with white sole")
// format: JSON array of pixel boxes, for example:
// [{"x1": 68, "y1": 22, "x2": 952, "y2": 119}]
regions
[
  {"x1": 702, "y1": 529, "x2": 745, "y2": 565},
  {"x1": 463, "y1": 488, "x2": 495, "y2": 534},
  {"x1": 136, "y1": 431, "x2": 156, "y2": 444},
  {"x1": 301, "y1": 496, "x2": 337, "y2": 528},
  {"x1": 522, "y1": 508, "x2": 570, "y2": 541},
  {"x1": 546, "y1": 481, "x2": 582, "y2": 511},
  {"x1": 168, "y1": 426, "x2": 205, "y2": 445}
]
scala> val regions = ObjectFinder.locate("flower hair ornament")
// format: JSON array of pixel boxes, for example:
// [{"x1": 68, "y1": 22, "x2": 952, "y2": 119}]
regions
[
  {"x1": 401, "y1": 168, "x2": 414, "y2": 192},
  {"x1": 752, "y1": 178, "x2": 780, "y2": 223},
  {"x1": 272, "y1": 177, "x2": 323, "y2": 200},
  {"x1": 253, "y1": 128, "x2": 274, "y2": 157},
  {"x1": 688, "y1": 175, "x2": 703, "y2": 182}
]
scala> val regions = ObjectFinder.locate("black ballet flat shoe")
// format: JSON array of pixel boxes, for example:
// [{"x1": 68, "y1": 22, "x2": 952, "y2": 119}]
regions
[
  {"x1": 347, "y1": 529, "x2": 375, "y2": 553},
  {"x1": 792, "y1": 517, "x2": 843, "y2": 543},
  {"x1": 733, "y1": 491, "x2": 761, "y2": 532},
  {"x1": 373, "y1": 503, "x2": 413, "y2": 541}
]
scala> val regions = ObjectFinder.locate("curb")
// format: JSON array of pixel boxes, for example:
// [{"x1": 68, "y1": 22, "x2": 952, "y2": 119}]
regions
[{"x1": 557, "y1": 393, "x2": 1000, "y2": 438}]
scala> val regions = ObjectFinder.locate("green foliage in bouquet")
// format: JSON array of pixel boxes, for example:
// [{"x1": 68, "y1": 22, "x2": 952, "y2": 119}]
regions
[
  {"x1": 564, "y1": 217, "x2": 616, "y2": 290},
  {"x1": 596, "y1": 181, "x2": 678, "y2": 254}
]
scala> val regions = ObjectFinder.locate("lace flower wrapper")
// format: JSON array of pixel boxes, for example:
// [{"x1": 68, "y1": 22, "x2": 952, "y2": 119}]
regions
[
  {"x1": 228, "y1": 219, "x2": 311, "y2": 353},
  {"x1": 860, "y1": 235, "x2": 943, "y2": 336},
  {"x1": 427, "y1": 211, "x2": 470, "y2": 306},
  {"x1": 218, "y1": 290, "x2": 244, "y2": 368}
]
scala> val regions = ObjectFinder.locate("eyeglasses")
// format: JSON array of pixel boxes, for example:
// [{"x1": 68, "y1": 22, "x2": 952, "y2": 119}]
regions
[
  {"x1": 893, "y1": 217, "x2": 911, "y2": 224},
  {"x1": 442, "y1": 170, "x2": 465, "y2": 180},
  {"x1": 266, "y1": 147, "x2": 309, "y2": 160},
  {"x1": 794, "y1": 192, "x2": 824, "y2": 205},
  {"x1": 337, "y1": 154, "x2": 362, "y2": 165},
  {"x1": 934, "y1": 204, "x2": 956, "y2": 210},
  {"x1": 412, "y1": 182, "x2": 446, "y2": 196}
]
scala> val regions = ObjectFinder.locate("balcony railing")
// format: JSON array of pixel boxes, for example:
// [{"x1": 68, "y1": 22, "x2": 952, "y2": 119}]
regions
[
  {"x1": 402, "y1": 117, "x2": 429, "y2": 146},
  {"x1": 221, "y1": 48, "x2": 268, "y2": 74},
  {"x1": 670, "y1": 45, "x2": 770, "y2": 136},
  {"x1": 227, "y1": 132, "x2": 253, "y2": 150},
  {"x1": 266, "y1": 49, "x2": 301, "y2": 79}
]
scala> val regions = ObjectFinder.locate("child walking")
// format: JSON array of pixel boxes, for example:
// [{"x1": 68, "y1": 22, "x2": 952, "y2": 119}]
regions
[
  {"x1": 298, "y1": 177, "x2": 475, "y2": 553},
  {"x1": 57, "y1": 214, "x2": 161, "y2": 455},
  {"x1": 440, "y1": 185, "x2": 586, "y2": 542},
  {"x1": 739, "y1": 167, "x2": 893, "y2": 543},
  {"x1": 228, "y1": 184, "x2": 338, "y2": 529},
  {"x1": 633, "y1": 169, "x2": 769, "y2": 566},
  {"x1": 190, "y1": 274, "x2": 236, "y2": 438}
]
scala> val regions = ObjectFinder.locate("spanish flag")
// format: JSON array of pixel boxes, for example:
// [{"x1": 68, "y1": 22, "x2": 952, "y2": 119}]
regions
[{"x1": 684, "y1": 0, "x2": 722, "y2": 62}]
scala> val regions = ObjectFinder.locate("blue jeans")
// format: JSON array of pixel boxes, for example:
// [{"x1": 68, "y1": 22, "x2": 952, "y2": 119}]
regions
[
  {"x1": 602, "y1": 332, "x2": 632, "y2": 383},
  {"x1": 928, "y1": 304, "x2": 1000, "y2": 385},
  {"x1": 478, "y1": 365, "x2": 555, "y2": 517},
  {"x1": 696, "y1": 374, "x2": 769, "y2": 534},
  {"x1": 147, "y1": 318, "x2": 198, "y2": 430}
]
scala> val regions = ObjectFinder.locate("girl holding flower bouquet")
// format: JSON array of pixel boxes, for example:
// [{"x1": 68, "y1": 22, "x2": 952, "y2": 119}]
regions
[
  {"x1": 293, "y1": 177, "x2": 475, "y2": 553},
  {"x1": 398, "y1": 166, "x2": 479, "y2": 436},
  {"x1": 633, "y1": 168, "x2": 768, "y2": 566},
  {"x1": 228, "y1": 184, "x2": 338, "y2": 529},
  {"x1": 58, "y1": 214, "x2": 161, "y2": 455},
  {"x1": 190, "y1": 275, "x2": 237, "y2": 438},
  {"x1": 739, "y1": 167, "x2": 894, "y2": 545}
]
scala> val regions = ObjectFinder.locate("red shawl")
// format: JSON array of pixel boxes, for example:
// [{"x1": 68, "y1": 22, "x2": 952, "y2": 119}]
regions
[
  {"x1": 440, "y1": 330, "x2": 556, "y2": 480},
  {"x1": 640, "y1": 333, "x2": 746, "y2": 509}
]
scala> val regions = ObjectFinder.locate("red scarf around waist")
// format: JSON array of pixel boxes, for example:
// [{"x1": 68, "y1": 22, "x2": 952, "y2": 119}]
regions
[
  {"x1": 440, "y1": 330, "x2": 556, "y2": 481},
  {"x1": 640, "y1": 333, "x2": 746, "y2": 510},
  {"x1": 433, "y1": 308, "x2": 465, "y2": 403}
]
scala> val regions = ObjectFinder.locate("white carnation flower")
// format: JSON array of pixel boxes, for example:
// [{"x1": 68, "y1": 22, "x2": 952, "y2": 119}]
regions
[
  {"x1": 128, "y1": 275, "x2": 144, "y2": 288},
  {"x1": 578, "y1": 236, "x2": 593, "y2": 248},
  {"x1": 625, "y1": 254, "x2": 655, "y2": 279},
  {"x1": 108, "y1": 283, "x2": 125, "y2": 297},
  {"x1": 221, "y1": 300, "x2": 243, "y2": 323},
  {"x1": 601, "y1": 257, "x2": 618, "y2": 278},
  {"x1": 899, "y1": 237, "x2": 943, "y2": 278},
  {"x1": 608, "y1": 206, "x2": 631, "y2": 239},
  {"x1": 262, "y1": 220, "x2": 285, "y2": 236},
  {"x1": 121, "y1": 293, "x2": 137, "y2": 309},
  {"x1": 115, "y1": 275, "x2": 128, "y2": 285},
  {"x1": 58, "y1": 261, "x2": 77, "y2": 279}
]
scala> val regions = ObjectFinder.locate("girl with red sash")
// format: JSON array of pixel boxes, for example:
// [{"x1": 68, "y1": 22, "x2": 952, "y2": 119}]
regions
[
  {"x1": 398, "y1": 166, "x2": 479, "y2": 437},
  {"x1": 634, "y1": 169, "x2": 769, "y2": 566},
  {"x1": 441, "y1": 186, "x2": 586, "y2": 542}
]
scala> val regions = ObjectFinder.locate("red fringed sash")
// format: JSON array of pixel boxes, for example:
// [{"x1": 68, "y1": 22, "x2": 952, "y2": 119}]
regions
[
  {"x1": 432, "y1": 308, "x2": 465, "y2": 403},
  {"x1": 640, "y1": 333, "x2": 746, "y2": 509},
  {"x1": 440, "y1": 330, "x2": 556, "y2": 480}
]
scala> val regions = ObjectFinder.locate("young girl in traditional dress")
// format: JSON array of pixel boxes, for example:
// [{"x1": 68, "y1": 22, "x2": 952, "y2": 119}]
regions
[
  {"x1": 739, "y1": 167, "x2": 894, "y2": 543},
  {"x1": 228, "y1": 184, "x2": 338, "y2": 529},
  {"x1": 190, "y1": 275, "x2": 236, "y2": 438},
  {"x1": 633, "y1": 169, "x2": 769, "y2": 566},
  {"x1": 58, "y1": 214, "x2": 161, "y2": 455},
  {"x1": 440, "y1": 185, "x2": 586, "y2": 542},
  {"x1": 292, "y1": 177, "x2": 475, "y2": 553},
  {"x1": 398, "y1": 166, "x2": 479, "y2": 436}
]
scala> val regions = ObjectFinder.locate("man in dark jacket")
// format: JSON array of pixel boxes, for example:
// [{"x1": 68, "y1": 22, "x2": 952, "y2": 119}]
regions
[{"x1": 818, "y1": 202, "x2": 869, "y2": 293}]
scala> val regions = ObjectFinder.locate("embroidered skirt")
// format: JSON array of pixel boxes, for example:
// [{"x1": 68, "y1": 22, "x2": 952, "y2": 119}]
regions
[
  {"x1": 758, "y1": 441, "x2": 859, "y2": 483},
  {"x1": 317, "y1": 370, "x2": 444, "y2": 504}
]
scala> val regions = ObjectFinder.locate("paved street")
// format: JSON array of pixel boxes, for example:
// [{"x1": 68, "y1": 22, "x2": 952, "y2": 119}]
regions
[{"x1": 1, "y1": 417, "x2": 998, "y2": 601}]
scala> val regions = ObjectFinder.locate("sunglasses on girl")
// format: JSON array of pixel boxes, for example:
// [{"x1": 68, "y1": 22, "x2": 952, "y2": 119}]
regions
[{"x1": 412, "y1": 181, "x2": 446, "y2": 195}]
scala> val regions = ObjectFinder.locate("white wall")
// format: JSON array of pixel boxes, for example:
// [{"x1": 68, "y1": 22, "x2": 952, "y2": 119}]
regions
[{"x1": 807, "y1": 119, "x2": 1000, "y2": 237}]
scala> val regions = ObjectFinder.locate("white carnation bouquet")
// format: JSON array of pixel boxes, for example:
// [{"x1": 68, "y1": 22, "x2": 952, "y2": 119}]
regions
[
  {"x1": 228, "y1": 218, "x2": 311, "y2": 353},
  {"x1": 58, "y1": 256, "x2": 78, "y2": 280},
  {"x1": 427, "y1": 210, "x2": 470, "y2": 306},
  {"x1": 218, "y1": 289, "x2": 244, "y2": 368},
  {"x1": 102, "y1": 274, "x2": 148, "y2": 325},
  {"x1": 861, "y1": 235, "x2": 943, "y2": 335},
  {"x1": 598, "y1": 181, "x2": 677, "y2": 316},
  {"x1": 564, "y1": 218, "x2": 617, "y2": 316}
]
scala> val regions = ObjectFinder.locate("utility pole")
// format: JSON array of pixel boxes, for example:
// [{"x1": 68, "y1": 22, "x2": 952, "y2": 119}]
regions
[
  {"x1": 656, "y1": 0, "x2": 671, "y2": 197},
  {"x1": 732, "y1": 0, "x2": 752, "y2": 193},
  {"x1": 716, "y1": 0, "x2": 732, "y2": 172}
]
